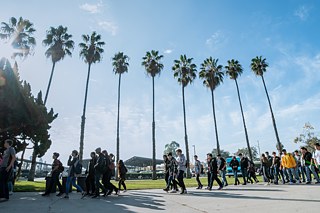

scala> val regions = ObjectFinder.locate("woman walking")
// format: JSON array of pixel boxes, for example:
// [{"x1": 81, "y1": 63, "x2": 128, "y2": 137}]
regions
[{"x1": 117, "y1": 160, "x2": 127, "y2": 192}]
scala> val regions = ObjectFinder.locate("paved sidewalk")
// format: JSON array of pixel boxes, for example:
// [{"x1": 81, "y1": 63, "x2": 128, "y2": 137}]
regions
[{"x1": 1, "y1": 183, "x2": 320, "y2": 213}]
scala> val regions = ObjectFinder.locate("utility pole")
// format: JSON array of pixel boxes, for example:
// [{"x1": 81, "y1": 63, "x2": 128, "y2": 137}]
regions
[{"x1": 192, "y1": 145, "x2": 196, "y2": 163}]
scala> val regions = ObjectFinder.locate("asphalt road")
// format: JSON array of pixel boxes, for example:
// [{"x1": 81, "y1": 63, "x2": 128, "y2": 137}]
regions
[{"x1": 2, "y1": 183, "x2": 320, "y2": 213}]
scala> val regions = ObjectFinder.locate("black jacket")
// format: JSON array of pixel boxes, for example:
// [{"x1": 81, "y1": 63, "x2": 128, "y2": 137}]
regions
[
  {"x1": 230, "y1": 159, "x2": 239, "y2": 171},
  {"x1": 208, "y1": 158, "x2": 218, "y2": 174}
]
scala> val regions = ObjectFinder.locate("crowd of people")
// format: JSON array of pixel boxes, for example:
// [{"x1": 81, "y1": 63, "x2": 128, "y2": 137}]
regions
[
  {"x1": 42, "y1": 147, "x2": 128, "y2": 199},
  {"x1": 162, "y1": 143, "x2": 320, "y2": 194},
  {"x1": 1, "y1": 139, "x2": 320, "y2": 202}
]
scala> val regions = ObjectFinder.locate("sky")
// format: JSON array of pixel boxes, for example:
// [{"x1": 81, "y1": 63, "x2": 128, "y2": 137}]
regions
[{"x1": 1, "y1": 0, "x2": 320, "y2": 165}]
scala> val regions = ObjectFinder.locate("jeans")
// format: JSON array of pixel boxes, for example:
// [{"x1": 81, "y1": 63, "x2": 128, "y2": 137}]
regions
[
  {"x1": 285, "y1": 168, "x2": 300, "y2": 183},
  {"x1": 65, "y1": 176, "x2": 83, "y2": 195},
  {"x1": 305, "y1": 165, "x2": 320, "y2": 182},
  {"x1": 233, "y1": 170, "x2": 240, "y2": 185},
  {"x1": 94, "y1": 172, "x2": 107, "y2": 195},
  {"x1": 0, "y1": 167, "x2": 11, "y2": 199},
  {"x1": 177, "y1": 170, "x2": 186, "y2": 190},
  {"x1": 273, "y1": 167, "x2": 280, "y2": 184},
  {"x1": 219, "y1": 170, "x2": 228, "y2": 186},
  {"x1": 262, "y1": 166, "x2": 271, "y2": 182},
  {"x1": 209, "y1": 172, "x2": 223, "y2": 188},
  {"x1": 241, "y1": 169, "x2": 248, "y2": 184},
  {"x1": 118, "y1": 178, "x2": 127, "y2": 190},
  {"x1": 195, "y1": 173, "x2": 202, "y2": 187},
  {"x1": 166, "y1": 174, "x2": 177, "y2": 190}
]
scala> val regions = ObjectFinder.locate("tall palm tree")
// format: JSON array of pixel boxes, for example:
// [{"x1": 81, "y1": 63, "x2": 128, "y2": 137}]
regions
[
  {"x1": 251, "y1": 56, "x2": 281, "y2": 153},
  {"x1": 0, "y1": 17, "x2": 36, "y2": 59},
  {"x1": 199, "y1": 57, "x2": 224, "y2": 155},
  {"x1": 225, "y1": 59, "x2": 252, "y2": 160},
  {"x1": 142, "y1": 50, "x2": 164, "y2": 180},
  {"x1": 78, "y1": 31, "x2": 105, "y2": 160},
  {"x1": 112, "y1": 52, "x2": 129, "y2": 171},
  {"x1": 172, "y1": 54, "x2": 197, "y2": 178},
  {"x1": 42, "y1": 25, "x2": 74, "y2": 105}
]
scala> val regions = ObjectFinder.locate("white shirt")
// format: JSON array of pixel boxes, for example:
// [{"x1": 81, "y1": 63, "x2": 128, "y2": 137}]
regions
[{"x1": 313, "y1": 149, "x2": 320, "y2": 165}]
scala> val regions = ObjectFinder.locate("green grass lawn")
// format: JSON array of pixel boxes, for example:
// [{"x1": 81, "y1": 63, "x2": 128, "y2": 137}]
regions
[{"x1": 14, "y1": 176, "x2": 264, "y2": 192}]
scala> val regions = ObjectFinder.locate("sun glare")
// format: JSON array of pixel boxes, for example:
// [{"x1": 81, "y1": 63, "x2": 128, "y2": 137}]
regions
[{"x1": 0, "y1": 40, "x2": 15, "y2": 61}]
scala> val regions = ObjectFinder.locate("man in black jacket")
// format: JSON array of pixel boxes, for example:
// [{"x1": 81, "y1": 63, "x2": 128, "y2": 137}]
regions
[
  {"x1": 93, "y1": 148, "x2": 107, "y2": 198},
  {"x1": 239, "y1": 153, "x2": 249, "y2": 185},
  {"x1": 301, "y1": 147, "x2": 320, "y2": 184},
  {"x1": 207, "y1": 153, "x2": 223, "y2": 190},
  {"x1": 102, "y1": 151, "x2": 118, "y2": 196}
]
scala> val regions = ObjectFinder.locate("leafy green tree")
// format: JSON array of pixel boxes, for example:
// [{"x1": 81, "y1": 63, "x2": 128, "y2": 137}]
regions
[
  {"x1": 199, "y1": 57, "x2": 224, "y2": 155},
  {"x1": 164, "y1": 141, "x2": 180, "y2": 158},
  {"x1": 112, "y1": 52, "x2": 129, "y2": 167},
  {"x1": 78, "y1": 32, "x2": 105, "y2": 160},
  {"x1": 212, "y1": 148, "x2": 230, "y2": 158},
  {"x1": 294, "y1": 123, "x2": 320, "y2": 152},
  {"x1": 225, "y1": 59, "x2": 252, "y2": 160},
  {"x1": 0, "y1": 58, "x2": 57, "y2": 181},
  {"x1": 235, "y1": 147, "x2": 258, "y2": 160},
  {"x1": 42, "y1": 25, "x2": 74, "y2": 104},
  {"x1": 172, "y1": 54, "x2": 197, "y2": 178},
  {"x1": 0, "y1": 17, "x2": 36, "y2": 59},
  {"x1": 142, "y1": 50, "x2": 164, "y2": 180},
  {"x1": 251, "y1": 56, "x2": 282, "y2": 153}
]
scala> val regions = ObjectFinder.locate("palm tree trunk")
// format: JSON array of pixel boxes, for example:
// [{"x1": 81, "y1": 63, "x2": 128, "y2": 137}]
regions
[
  {"x1": 116, "y1": 73, "x2": 122, "y2": 181},
  {"x1": 152, "y1": 76, "x2": 157, "y2": 180},
  {"x1": 44, "y1": 62, "x2": 56, "y2": 105},
  {"x1": 235, "y1": 79, "x2": 252, "y2": 160},
  {"x1": 28, "y1": 146, "x2": 37, "y2": 181},
  {"x1": 261, "y1": 75, "x2": 281, "y2": 153},
  {"x1": 211, "y1": 89, "x2": 220, "y2": 155},
  {"x1": 79, "y1": 63, "x2": 92, "y2": 161},
  {"x1": 182, "y1": 85, "x2": 191, "y2": 178}
]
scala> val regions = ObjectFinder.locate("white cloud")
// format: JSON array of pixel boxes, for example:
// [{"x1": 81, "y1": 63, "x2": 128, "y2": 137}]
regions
[
  {"x1": 164, "y1": 49, "x2": 173, "y2": 54},
  {"x1": 294, "y1": 5, "x2": 310, "y2": 21},
  {"x1": 205, "y1": 30, "x2": 228, "y2": 51},
  {"x1": 98, "y1": 21, "x2": 118, "y2": 36},
  {"x1": 79, "y1": 2, "x2": 102, "y2": 14}
]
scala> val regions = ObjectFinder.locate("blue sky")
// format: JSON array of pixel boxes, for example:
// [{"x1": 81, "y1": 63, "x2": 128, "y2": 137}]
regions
[{"x1": 1, "y1": 0, "x2": 320, "y2": 164}]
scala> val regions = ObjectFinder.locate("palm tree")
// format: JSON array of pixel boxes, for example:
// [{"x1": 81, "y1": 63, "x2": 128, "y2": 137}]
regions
[
  {"x1": 172, "y1": 54, "x2": 197, "y2": 178},
  {"x1": 0, "y1": 17, "x2": 36, "y2": 59},
  {"x1": 142, "y1": 50, "x2": 164, "y2": 180},
  {"x1": 112, "y1": 52, "x2": 129, "y2": 171},
  {"x1": 199, "y1": 57, "x2": 224, "y2": 155},
  {"x1": 78, "y1": 31, "x2": 105, "y2": 160},
  {"x1": 251, "y1": 56, "x2": 281, "y2": 153},
  {"x1": 225, "y1": 59, "x2": 252, "y2": 160},
  {"x1": 42, "y1": 25, "x2": 74, "y2": 105}
]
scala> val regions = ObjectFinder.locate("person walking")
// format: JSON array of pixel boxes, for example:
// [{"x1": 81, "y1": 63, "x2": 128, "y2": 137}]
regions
[
  {"x1": 163, "y1": 154, "x2": 170, "y2": 188},
  {"x1": 294, "y1": 150, "x2": 306, "y2": 182},
  {"x1": 92, "y1": 148, "x2": 108, "y2": 198},
  {"x1": 102, "y1": 151, "x2": 118, "y2": 196},
  {"x1": 117, "y1": 160, "x2": 127, "y2": 192},
  {"x1": 229, "y1": 156, "x2": 240, "y2": 185},
  {"x1": 207, "y1": 153, "x2": 223, "y2": 190},
  {"x1": 272, "y1": 152, "x2": 281, "y2": 184},
  {"x1": 0, "y1": 139, "x2": 16, "y2": 202},
  {"x1": 194, "y1": 155, "x2": 203, "y2": 189},
  {"x1": 85, "y1": 152, "x2": 97, "y2": 196},
  {"x1": 301, "y1": 147, "x2": 320, "y2": 184},
  {"x1": 64, "y1": 150, "x2": 85, "y2": 199},
  {"x1": 163, "y1": 152, "x2": 178, "y2": 193},
  {"x1": 217, "y1": 154, "x2": 228, "y2": 187},
  {"x1": 175, "y1": 149, "x2": 187, "y2": 194},
  {"x1": 239, "y1": 153, "x2": 249, "y2": 185},
  {"x1": 281, "y1": 149, "x2": 301, "y2": 184},
  {"x1": 42, "y1": 152, "x2": 64, "y2": 196},
  {"x1": 261, "y1": 153, "x2": 272, "y2": 185}
]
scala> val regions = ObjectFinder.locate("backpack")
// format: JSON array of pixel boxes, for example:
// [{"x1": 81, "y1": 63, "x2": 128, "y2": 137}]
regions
[
  {"x1": 57, "y1": 160, "x2": 64, "y2": 173},
  {"x1": 74, "y1": 160, "x2": 82, "y2": 175}
]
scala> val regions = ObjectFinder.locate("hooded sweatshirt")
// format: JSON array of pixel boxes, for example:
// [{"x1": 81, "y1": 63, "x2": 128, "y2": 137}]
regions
[{"x1": 176, "y1": 154, "x2": 186, "y2": 172}]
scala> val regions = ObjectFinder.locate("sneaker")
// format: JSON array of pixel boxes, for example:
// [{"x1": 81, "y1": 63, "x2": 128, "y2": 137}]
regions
[
  {"x1": 0, "y1": 198, "x2": 9, "y2": 202},
  {"x1": 306, "y1": 182, "x2": 311, "y2": 184},
  {"x1": 315, "y1": 181, "x2": 320, "y2": 184},
  {"x1": 9, "y1": 191, "x2": 13, "y2": 195},
  {"x1": 41, "y1": 193, "x2": 49, "y2": 197},
  {"x1": 225, "y1": 184, "x2": 228, "y2": 187},
  {"x1": 123, "y1": 190, "x2": 127, "y2": 193},
  {"x1": 169, "y1": 189, "x2": 177, "y2": 193},
  {"x1": 91, "y1": 195, "x2": 99, "y2": 198},
  {"x1": 289, "y1": 182, "x2": 293, "y2": 185},
  {"x1": 200, "y1": 185, "x2": 203, "y2": 189},
  {"x1": 217, "y1": 187, "x2": 223, "y2": 190},
  {"x1": 64, "y1": 195, "x2": 69, "y2": 199},
  {"x1": 56, "y1": 192, "x2": 64, "y2": 197},
  {"x1": 163, "y1": 188, "x2": 169, "y2": 192},
  {"x1": 264, "y1": 183, "x2": 270, "y2": 186}
]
